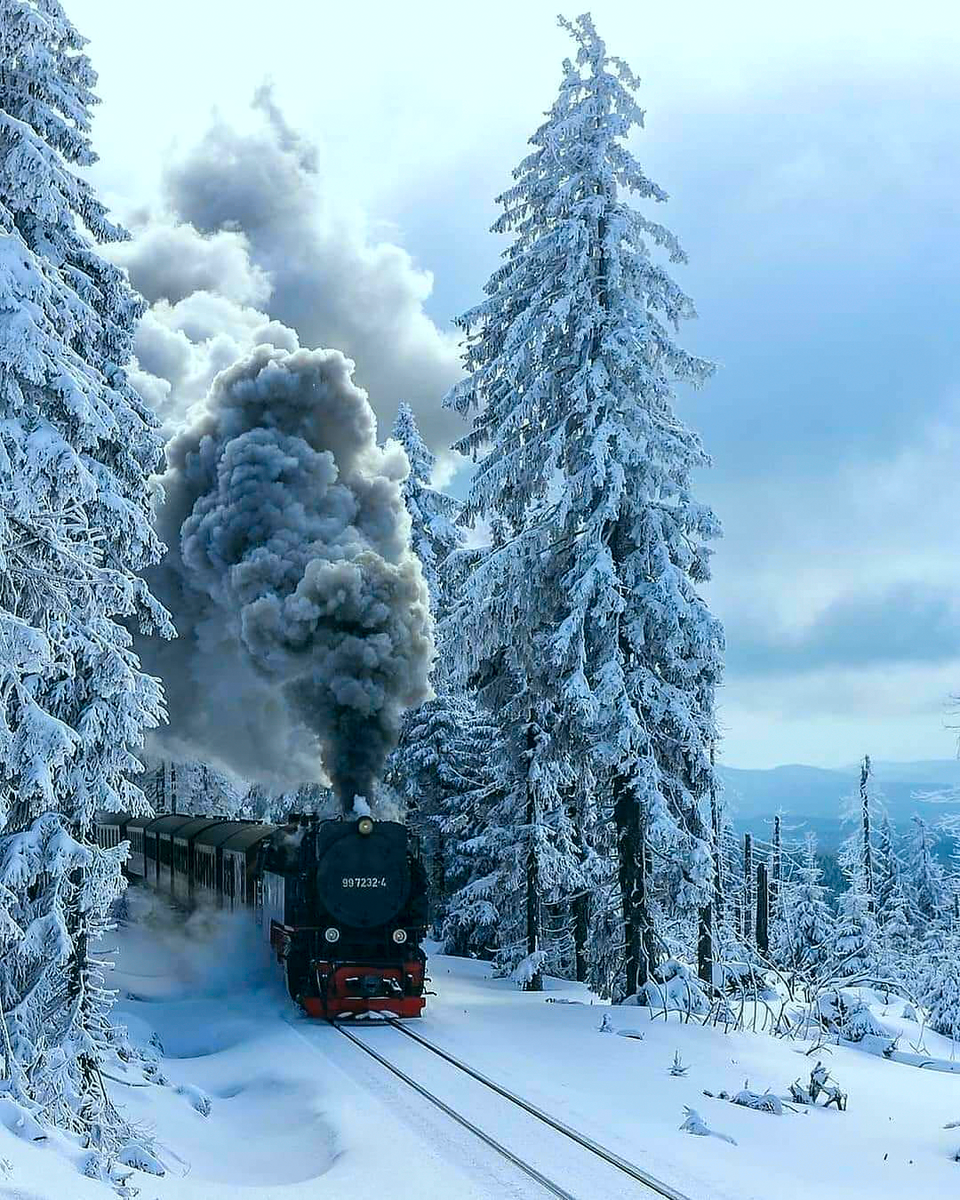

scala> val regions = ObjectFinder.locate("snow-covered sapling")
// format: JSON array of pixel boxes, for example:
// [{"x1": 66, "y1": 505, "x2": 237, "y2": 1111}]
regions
[
  {"x1": 679, "y1": 1108, "x2": 737, "y2": 1145},
  {"x1": 176, "y1": 1084, "x2": 212, "y2": 1117},
  {"x1": 598, "y1": 1013, "x2": 614, "y2": 1033},
  {"x1": 669, "y1": 1050, "x2": 690, "y2": 1076},
  {"x1": 790, "y1": 1062, "x2": 847, "y2": 1111}
]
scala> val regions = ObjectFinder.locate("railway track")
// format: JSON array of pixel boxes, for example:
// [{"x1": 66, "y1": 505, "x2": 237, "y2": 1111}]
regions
[
  {"x1": 333, "y1": 1020, "x2": 578, "y2": 1200},
  {"x1": 333, "y1": 1017, "x2": 696, "y2": 1200}
]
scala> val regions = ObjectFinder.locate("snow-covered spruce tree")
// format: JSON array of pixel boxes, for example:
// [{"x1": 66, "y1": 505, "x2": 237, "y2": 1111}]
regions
[
  {"x1": 905, "y1": 815, "x2": 946, "y2": 927},
  {"x1": 386, "y1": 405, "x2": 461, "y2": 793},
  {"x1": 877, "y1": 882, "x2": 913, "y2": 992},
  {"x1": 875, "y1": 812, "x2": 904, "y2": 922},
  {"x1": 829, "y1": 874, "x2": 879, "y2": 981},
  {"x1": 180, "y1": 761, "x2": 244, "y2": 817},
  {"x1": 838, "y1": 754, "x2": 876, "y2": 909},
  {"x1": 383, "y1": 402, "x2": 474, "y2": 925},
  {"x1": 773, "y1": 835, "x2": 834, "y2": 981},
  {"x1": 417, "y1": 692, "x2": 509, "y2": 956},
  {"x1": 920, "y1": 931, "x2": 960, "y2": 1040},
  {"x1": 445, "y1": 14, "x2": 722, "y2": 996},
  {"x1": 0, "y1": 0, "x2": 168, "y2": 1144},
  {"x1": 389, "y1": 402, "x2": 462, "y2": 613},
  {"x1": 449, "y1": 652, "x2": 584, "y2": 987}
]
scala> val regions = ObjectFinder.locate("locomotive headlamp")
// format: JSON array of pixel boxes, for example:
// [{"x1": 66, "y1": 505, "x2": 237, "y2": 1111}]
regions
[
  {"x1": 324, "y1": 927, "x2": 340, "y2": 943},
  {"x1": 357, "y1": 817, "x2": 374, "y2": 836},
  {"x1": 392, "y1": 928, "x2": 408, "y2": 945}
]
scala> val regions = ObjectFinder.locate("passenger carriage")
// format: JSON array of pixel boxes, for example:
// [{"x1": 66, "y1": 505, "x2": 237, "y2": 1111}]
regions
[
  {"x1": 171, "y1": 818, "x2": 222, "y2": 904},
  {"x1": 147, "y1": 815, "x2": 198, "y2": 893},
  {"x1": 123, "y1": 815, "x2": 153, "y2": 878},
  {"x1": 221, "y1": 824, "x2": 276, "y2": 911},
  {"x1": 191, "y1": 822, "x2": 252, "y2": 907},
  {"x1": 95, "y1": 812, "x2": 132, "y2": 852}
]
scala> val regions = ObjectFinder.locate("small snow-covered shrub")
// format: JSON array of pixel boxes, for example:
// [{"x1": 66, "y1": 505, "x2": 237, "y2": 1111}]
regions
[
  {"x1": 791, "y1": 1062, "x2": 847, "y2": 1111},
  {"x1": 0, "y1": 1096, "x2": 46, "y2": 1143},
  {"x1": 176, "y1": 1084, "x2": 212, "y2": 1117},
  {"x1": 669, "y1": 1050, "x2": 690, "y2": 1076},
  {"x1": 117, "y1": 1143, "x2": 165, "y2": 1176},
  {"x1": 840, "y1": 996, "x2": 891, "y2": 1043},
  {"x1": 637, "y1": 959, "x2": 710, "y2": 1016},
  {"x1": 512, "y1": 949, "x2": 549, "y2": 989},
  {"x1": 81, "y1": 1151, "x2": 110, "y2": 1180},
  {"x1": 732, "y1": 1088, "x2": 782, "y2": 1115},
  {"x1": 713, "y1": 959, "x2": 774, "y2": 999},
  {"x1": 679, "y1": 1107, "x2": 737, "y2": 1145}
]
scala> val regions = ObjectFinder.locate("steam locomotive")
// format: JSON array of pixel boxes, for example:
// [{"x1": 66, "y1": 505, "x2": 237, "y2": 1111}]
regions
[{"x1": 94, "y1": 809, "x2": 429, "y2": 1019}]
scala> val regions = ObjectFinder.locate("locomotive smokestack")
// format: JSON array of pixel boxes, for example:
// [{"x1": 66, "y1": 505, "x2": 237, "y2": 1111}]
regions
[{"x1": 141, "y1": 345, "x2": 434, "y2": 813}]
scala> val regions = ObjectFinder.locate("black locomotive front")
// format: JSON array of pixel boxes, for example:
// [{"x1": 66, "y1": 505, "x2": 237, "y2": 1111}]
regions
[{"x1": 261, "y1": 814, "x2": 428, "y2": 1018}]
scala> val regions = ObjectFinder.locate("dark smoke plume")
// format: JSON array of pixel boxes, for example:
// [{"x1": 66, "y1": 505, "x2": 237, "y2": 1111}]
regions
[{"x1": 140, "y1": 345, "x2": 433, "y2": 811}]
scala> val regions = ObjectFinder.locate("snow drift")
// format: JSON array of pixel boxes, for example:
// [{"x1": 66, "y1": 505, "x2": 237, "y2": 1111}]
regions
[{"x1": 140, "y1": 345, "x2": 433, "y2": 809}]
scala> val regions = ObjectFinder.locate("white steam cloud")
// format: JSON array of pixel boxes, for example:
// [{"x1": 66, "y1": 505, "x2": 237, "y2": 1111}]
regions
[{"x1": 110, "y1": 85, "x2": 464, "y2": 479}]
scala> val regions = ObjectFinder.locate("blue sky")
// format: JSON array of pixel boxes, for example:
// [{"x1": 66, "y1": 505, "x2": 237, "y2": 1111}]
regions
[{"x1": 71, "y1": 0, "x2": 960, "y2": 767}]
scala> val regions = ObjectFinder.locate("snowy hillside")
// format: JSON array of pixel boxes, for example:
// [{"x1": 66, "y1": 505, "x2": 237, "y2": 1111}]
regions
[{"x1": 1, "y1": 893, "x2": 959, "y2": 1200}]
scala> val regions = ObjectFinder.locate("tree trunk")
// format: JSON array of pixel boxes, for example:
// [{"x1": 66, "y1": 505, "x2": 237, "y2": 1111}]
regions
[
  {"x1": 573, "y1": 891, "x2": 589, "y2": 983},
  {"x1": 709, "y1": 744, "x2": 724, "y2": 924},
  {"x1": 698, "y1": 904, "x2": 713, "y2": 987},
  {"x1": 432, "y1": 831, "x2": 446, "y2": 932},
  {"x1": 523, "y1": 715, "x2": 543, "y2": 992},
  {"x1": 743, "y1": 833, "x2": 753, "y2": 942},
  {"x1": 614, "y1": 780, "x2": 657, "y2": 996},
  {"x1": 567, "y1": 792, "x2": 590, "y2": 984},
  {"x1": 756, "y1": 863, "x2": 769, "y2": 956},
  {"x1": 66, "y1": 867, "x2": 102, "y2": 1138},
  {"x1": 860, "y1": 755, "x2": 874, "y2": 911},
  {"x1": 771, "y1": 814, "x2": 782, "y2": 915}
]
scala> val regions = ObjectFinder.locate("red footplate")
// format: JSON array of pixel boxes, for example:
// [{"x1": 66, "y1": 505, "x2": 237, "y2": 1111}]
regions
[{"x1": 305, "y1": 960, "x2": 425, "y2": 1020}]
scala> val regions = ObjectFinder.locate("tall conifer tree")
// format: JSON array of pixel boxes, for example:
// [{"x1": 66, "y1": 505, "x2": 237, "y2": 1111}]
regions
[
  {"x1": 0, "y1": 0, "x2": 168, "y2": 1140},
  {"x1": 446, "y1": 13, "x2": 722, "y2": 995}
]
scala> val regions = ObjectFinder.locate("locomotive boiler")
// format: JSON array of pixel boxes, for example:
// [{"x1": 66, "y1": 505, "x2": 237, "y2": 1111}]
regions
[{"x1": 96, "y1": 809, "x2": 429, "y2": 1020}]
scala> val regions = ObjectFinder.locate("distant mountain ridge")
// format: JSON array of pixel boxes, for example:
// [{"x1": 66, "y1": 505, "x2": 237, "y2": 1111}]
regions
[{"x1": 716, "y1": 760, "x2": 960, "y2": 844}]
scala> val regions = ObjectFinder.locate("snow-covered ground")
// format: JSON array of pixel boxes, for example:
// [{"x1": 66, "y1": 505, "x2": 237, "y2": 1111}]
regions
[{"x1": 2, "y1": 890, "x2": 959, "y2": 1200}]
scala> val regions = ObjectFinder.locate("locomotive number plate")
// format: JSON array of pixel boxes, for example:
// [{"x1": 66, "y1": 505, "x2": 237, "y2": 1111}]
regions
[{"x1": 341, "y1": 877, "x2": 388, "y2": 888}]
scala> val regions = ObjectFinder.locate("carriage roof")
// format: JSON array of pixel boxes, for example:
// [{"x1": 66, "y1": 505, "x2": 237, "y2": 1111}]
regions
[
  {"x1": 171, "y1": 817, "x2": 223, "y2": 843},
  {"x1": 146, "y1": 814, "x2": 199, "y2": 838},
  {"x1": 221, "y1": 825, "x2": 277, "y2": 855},
  {"x1": 192, "y1": 821, "x2": 254, "y2": 850}
]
